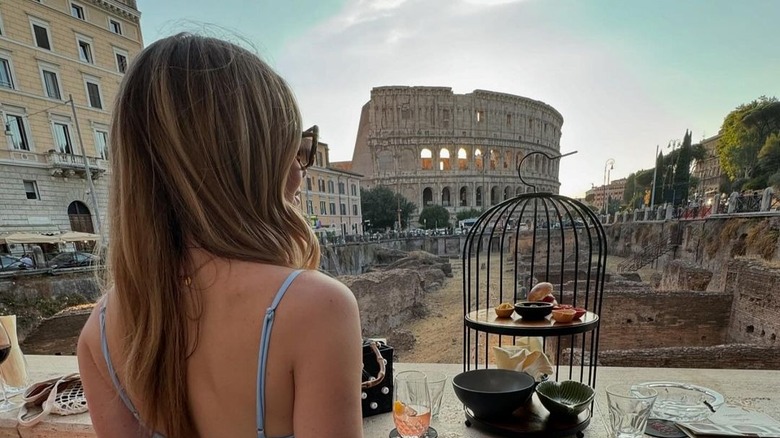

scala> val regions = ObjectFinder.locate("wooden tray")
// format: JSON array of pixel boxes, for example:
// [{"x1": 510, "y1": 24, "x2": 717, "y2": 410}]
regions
[
  {"x1": 464, "y1": 309, "x2": 599, "y2": 336},
  {"x1": 464, "y1": 393, "x2": 590, "y2": 438}
]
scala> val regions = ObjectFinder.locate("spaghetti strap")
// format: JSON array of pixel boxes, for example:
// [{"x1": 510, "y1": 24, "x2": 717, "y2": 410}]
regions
[
  {"x1": 99, "y1": 300, "x2": 141, "y2": 420},
  {"x1": 256, "y1": 270, "x2": 303, "y2": 438}
]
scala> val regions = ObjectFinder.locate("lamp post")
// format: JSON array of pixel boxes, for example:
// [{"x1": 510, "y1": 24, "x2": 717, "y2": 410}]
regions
[{"x1": 603, "y1": 158, "x2": 615, "y2": 216}]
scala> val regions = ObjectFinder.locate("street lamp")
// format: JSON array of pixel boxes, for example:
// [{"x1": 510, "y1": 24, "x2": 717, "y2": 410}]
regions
[{"x1": 603, "y1": 158, "x2": 615, "y2": 216}]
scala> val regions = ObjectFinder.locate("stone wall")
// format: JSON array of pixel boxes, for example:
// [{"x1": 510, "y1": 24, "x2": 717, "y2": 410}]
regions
[
  {"x1": 0, "y1": 270, "x2": 101, "y2": 341},
  {"x1": 725, "y1": 259, "x2": 779, "y2": 347},
  {"x1": 596, "y1": 286, "x2": 732, "y2": 351},
  {"x1": 598, "y1": 344, "x2": 780, "y2": 369}
]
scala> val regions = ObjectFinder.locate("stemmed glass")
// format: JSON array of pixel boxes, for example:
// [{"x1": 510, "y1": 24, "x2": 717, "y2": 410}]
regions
[
  {"x1": 0, "y1": 321, "x2": 21, "y2": 412},
  {"x1": 392, "y1": 371, "x2": 432, "y2": 438}
]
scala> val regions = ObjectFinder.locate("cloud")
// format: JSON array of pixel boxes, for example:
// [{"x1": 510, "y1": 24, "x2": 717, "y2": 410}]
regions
[{"x1": 274, "y1": 0, "x2": 683, "y2": 196}]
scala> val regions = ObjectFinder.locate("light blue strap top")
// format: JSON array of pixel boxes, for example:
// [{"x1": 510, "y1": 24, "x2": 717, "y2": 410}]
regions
[
  {"x1": 257, "y1": 269, "x2": 302, "y2": 438},
  {"x1": 99, "y1": 269, "x2": 303, "y2": 438},
  {"x1": 99, "y1": 301, "x2": 165, "y2": 438}
]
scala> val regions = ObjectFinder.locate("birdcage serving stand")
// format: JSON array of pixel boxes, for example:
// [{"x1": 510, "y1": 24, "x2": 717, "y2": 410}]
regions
[{"x1": 460, "y1": 151, "x2": 607, "y2": 437}]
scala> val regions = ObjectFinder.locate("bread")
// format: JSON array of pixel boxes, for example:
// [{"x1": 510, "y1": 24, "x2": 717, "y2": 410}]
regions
[{"x1": 528, "y1": 282, "x2": 553, "y2": 302}]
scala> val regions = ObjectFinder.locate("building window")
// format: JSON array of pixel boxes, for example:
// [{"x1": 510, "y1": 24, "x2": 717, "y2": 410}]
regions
[
  {"x1": 41, "y1": 69, "x2": 62, "y2": 99},
  {"x1": 306, "y1": 177, "x2": 312, "y2": 191},
  {"x1": 328, "y1": 180, "x2": 334, "y2": 193},
  {"x1": 0, "y1": 57, "x2": 14, "y2": 89},
  {"x1": 318, "y1": 179, "x2": 325, "y2": 192},
  {"x1": 476, "y1": 110, "x2": 485, "y2": 123},
  {"x1": 85, "y1": 80, "x2": 102, "y2": 109},
  {"x1": 71, "y1": 3, "x2": 85, "y2": 20},
  {"x1": 114, "y1": 49, "x2": 128, "y2": 73},
  {"x1": 351, "y1": 184, "x2": 357, "y2": 196},
  {"x1": 0, "y1": 10, "x2": 5, "y2": 36},
  {"x1": 319, "y1": 201, "x2": 326, "y2": 215},
  {"x1": 352, "y1": 204, "x2": 358, "y2": 216},
  {"x1": 329, "y1": 203, "x2": 336, "y2": 215},
  {"x1": 31, "y1": 20, "x2": 51, "y2": 50},
  {"x1": 77, "y1": 37, "x2": 94, "y2": 64},
  {"x1": 52, "y1": 122, "x2": 73, "y2": 154},
  {"x1": 94, "y1": 129, "x2": 108, "y2": 159},
  {"x1": 109, "y1": 19, "x2": 122, "y2": 35},
  {"x1": 5, "y1": 114, "x2": 31, "y2": 151},
  {"x1": 317, "y1": 152, "x2": 324, "y2": 167},
  {"x1": 306, "y1": 200, "x2": 313, "y2": 215},
  {"x1": 340, "y1": 203, "x2": 346, "y2": 216},
  {"x1": 338, "y1": 182, "x2": 345, "y2": 194},
  {"x1": 23, "y1": 181, "x2": 39, "y2": 200},
  {"x1": 506, "y1": 114, "x2": 512, "y2": 127}
]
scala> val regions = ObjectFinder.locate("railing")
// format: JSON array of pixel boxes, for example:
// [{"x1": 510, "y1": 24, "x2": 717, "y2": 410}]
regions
[
  {"x1": 617, "y1": 233, "x2": 678, "y2": 272},
  {"x1": 46, "y1": 150, "x2": 108, "y2": 178}
]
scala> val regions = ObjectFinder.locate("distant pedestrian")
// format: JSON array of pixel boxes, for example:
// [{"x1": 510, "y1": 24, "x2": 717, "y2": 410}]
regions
[{"x1": 19, "y1": 254, "x2": 33, "y2": 268}]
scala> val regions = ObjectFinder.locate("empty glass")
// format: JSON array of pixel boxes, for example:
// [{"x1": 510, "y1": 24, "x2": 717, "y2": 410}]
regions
[
  {"x1": 606, "y1": 383, "x2": 658, "y2": 438},
  {"x1": 425, "y1": 371, "x2": 447, "y2": 419}
]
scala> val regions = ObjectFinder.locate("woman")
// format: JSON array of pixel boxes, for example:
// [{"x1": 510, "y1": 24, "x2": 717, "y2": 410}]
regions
[{"x1": 77, "y1": 34, "x2": 364, "y2": 438}]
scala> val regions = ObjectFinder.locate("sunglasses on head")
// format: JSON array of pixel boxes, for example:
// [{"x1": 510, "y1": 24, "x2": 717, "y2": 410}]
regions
[{"x1": 298, "y1": 125, "x2": 319, "y2": 169}]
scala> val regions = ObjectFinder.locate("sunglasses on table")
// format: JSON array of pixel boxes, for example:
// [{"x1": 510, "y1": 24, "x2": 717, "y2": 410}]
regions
[{"x1": 297, "y1": 125, "x2": 319, "y2": 169}]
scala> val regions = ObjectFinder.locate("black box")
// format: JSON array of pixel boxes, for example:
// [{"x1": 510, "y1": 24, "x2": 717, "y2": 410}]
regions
[{"x1": 361, "y1": 339, "x2": 393, "y2": 417}]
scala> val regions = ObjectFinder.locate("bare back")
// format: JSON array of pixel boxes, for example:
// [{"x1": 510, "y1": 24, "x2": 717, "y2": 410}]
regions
[{"x1": 78, "y1": 257, "x2": 364, "y2": 438}]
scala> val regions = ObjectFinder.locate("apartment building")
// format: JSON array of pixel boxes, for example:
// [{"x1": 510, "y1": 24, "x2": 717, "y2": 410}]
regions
[
  {"x1": 300, "y1": 142, "x2": 364, "y2": 236},
  {"x1": 692, "y1": 134, "x2": 724, "y2": 200},
  {"x1": 0, "y1": 0, "x2": 142, "y2": 237},
  {"x1": 586, "y1": 177, "x2": 627, "y2": 213}
]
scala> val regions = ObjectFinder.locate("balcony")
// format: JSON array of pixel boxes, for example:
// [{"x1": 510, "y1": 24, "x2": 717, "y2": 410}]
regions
[
  {"x1": 46, "y1": 151, "x2": 108, "y2": 180},
  {"x1": 1, "y1": 356, "x2": 778, "y2": 437}
]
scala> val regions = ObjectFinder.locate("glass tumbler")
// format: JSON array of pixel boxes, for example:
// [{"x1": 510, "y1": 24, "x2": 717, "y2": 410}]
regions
[{"x1": 606, "y1": 383, "x2": 658, "y2": 438}]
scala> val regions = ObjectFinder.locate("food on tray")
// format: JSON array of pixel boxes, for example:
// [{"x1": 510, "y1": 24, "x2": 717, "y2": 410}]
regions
[
  {"x1": 528, "y1": 282, "x2": 558, "y2": 306},
  {"x1": 551, "y1": 308, "x2": 576, "y2": 323},
  {"x1": 495, "y1": 303, "x2": 515, "y2": 318},
  {"x1": 573, "y1": 307, "x2": 587, "y2": 319},
  {"x1": 552, "y1": 304, "x2": 573, "y2": 311}
]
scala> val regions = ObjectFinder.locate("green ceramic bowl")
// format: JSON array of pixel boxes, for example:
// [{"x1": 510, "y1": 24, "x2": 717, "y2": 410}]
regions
[{"x1": 536, "y1": 380, "x2": 595, "y2": 417}]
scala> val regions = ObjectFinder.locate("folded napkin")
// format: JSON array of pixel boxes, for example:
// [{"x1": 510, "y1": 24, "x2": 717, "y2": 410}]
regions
[
  {"x1": 0, "y1": 315, "x2": 30, "y2": 389},
  {"x1": 493, "y1": 346, "x2": 553, "y2": 381}
]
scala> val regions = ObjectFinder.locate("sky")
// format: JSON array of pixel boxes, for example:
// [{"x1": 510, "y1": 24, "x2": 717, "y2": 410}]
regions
[{"x1": 137, "y1": 0, "x2": 780, "y2": 198}]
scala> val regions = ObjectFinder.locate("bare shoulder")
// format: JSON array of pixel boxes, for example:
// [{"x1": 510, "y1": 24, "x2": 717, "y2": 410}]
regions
[
  {"x1": 284, "y1": 270, "x2": 359, "y2": 319},
  {"x1": 77, "y1": 295, "x2": 106, "y2": 360}
]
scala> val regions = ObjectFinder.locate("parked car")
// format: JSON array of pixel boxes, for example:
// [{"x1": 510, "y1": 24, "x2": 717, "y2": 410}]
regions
[
  {"x1": 0, "y1": 254, "x2": 25, "y2": 272},
  {"x1": 46, "y1": 252, "x2": 100, "y2": 269}
]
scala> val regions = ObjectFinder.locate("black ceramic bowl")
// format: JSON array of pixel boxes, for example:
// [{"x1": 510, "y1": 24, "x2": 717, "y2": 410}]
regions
[
  {"x1": 452, "y1": 369, "x2": 535, "y2": 419},
  {"x1": 514, "y1": 301, "x2": 553, "y2": 320}
]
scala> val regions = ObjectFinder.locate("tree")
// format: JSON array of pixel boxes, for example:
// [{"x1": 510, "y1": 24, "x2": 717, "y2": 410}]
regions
[
  {"x1": 671, "y1": 130, "x2": 693, "y2": 206},
  {"x1": 360, "y1": 186, "x2": 417, "y2": 231},
  {"x1": 622, "y1": 173, "x2": 636, "y2": 205},
  {"x1": 717, "y1": 96, "x2": 780, "y2": 180},
  {"x1": 419, "y1": 205, "x2": 451, "y2": 229},
  {"x1": 456, "y1": 208, "x2": 483, "y2": 222}
]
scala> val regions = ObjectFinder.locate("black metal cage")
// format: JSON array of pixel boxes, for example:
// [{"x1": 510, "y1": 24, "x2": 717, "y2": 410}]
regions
[{"x1": 460, "y1": 151, "x2": 607, "y2": 436}]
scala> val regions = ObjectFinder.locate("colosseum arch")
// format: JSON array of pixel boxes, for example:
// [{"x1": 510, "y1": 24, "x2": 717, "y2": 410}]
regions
[
  {"x1": 439, "y1": 148, "x2": 451, "y2": 171},
  {"x1": 474, "y1": 148, "x2": 484, "y2": 171},
  {"x1": 422, "y1": 187, "x2": 433, "y2": 206},
  {"x1": 515, "y1": 151, "x2": 523, "y2": 169},
  {"x1": 490, "y1": 186, "x2": 499, "y2": 205},
  {"x1": 504, "y1": 150, "x2": 511, "y2": 169},
  {"x1": 421, "y1": 148, "x2": 433, "y2": 170},
  {"x1": 516, "y1": 186, "x2": 523, "y2": 196},
  {"x1": 459, "y1": 186, "x2": 468, "y2": 207},
  {"x1": 489, "y1": 149, "x2": 498, "y2": 170},
  {"x1": 504, "y1": 186, "x2": 512, "y2": 201},
  {"x1": 442, "y1": 186, "x2": 451, "y2": 206},
  {"x1": 476, "y1": 186, "x2": 483, "y2": 207},
  {"x1": 458, "y1": 148, "x2": 468, "y2": 170}
]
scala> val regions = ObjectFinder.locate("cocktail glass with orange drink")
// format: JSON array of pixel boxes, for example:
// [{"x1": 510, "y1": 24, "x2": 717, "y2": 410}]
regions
[{"x1": 393, "y1": 371, "x2": 431, "y2": 438}]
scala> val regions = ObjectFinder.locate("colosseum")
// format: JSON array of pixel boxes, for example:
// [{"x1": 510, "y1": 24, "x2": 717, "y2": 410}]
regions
[{"x1": 348, "y1": 86, "x2": 564, "y2": 226}]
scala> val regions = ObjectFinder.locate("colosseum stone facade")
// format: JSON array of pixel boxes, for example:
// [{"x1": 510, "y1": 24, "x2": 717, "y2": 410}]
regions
[{"x1": 349, "y1": 86, "x2": 564, "y2": 226}]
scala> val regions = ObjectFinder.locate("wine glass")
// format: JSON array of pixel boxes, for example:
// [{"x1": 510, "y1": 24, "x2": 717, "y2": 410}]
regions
[
  {"x1": 392, "y1": 371, "x2": 431, "y2": 438},
  {"x1": 0, "y1": 321, "x2": 21, "y2": 412}
]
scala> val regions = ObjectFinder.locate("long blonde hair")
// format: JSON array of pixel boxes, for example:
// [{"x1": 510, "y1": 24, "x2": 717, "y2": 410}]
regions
[{"x1": 107, "y1": 34, "x2": 320, "y2": 436}]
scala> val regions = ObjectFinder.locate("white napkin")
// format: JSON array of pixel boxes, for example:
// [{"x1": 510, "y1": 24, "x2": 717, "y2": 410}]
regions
[
  {"x1": 493, "y1": 346, "x2": 554, "y2": 381},
  {"x1": 0, "y1": 315, "x2": 29, "y2": 389}
]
